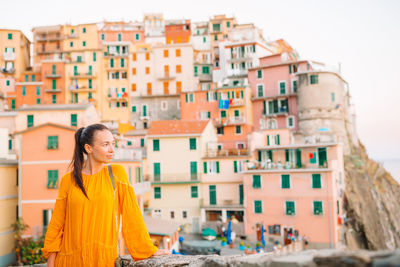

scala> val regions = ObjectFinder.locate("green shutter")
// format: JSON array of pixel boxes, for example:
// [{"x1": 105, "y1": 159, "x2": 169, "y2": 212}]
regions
[
  {"x1": 267, "y1": 135, "x2": 270, "y2": 146},
  {"x1": 289, "y1": 65, "x2": 292, "y2": 74},
  {"x1": 203, "y1": 162, "x2": 207, "y2": 174},
  {"x1": 285, "y1": 149, "x2": 289, "y2": 162},
  {"x1": 191, "y1": 186, "x2": 198, "y2": 198},
  {"x1": 93, "y1": 52, "x2": 96, "y2": 62},
  {"x1": 140, "y1": 138, "x2": 144, "y2": 147},
  {"x1": 47, "y1": 170, "x2": 58, "y2": 188},
  {"x1": 254, "y1": 200, "x2": 262, "y2": 214},
  {"x1": 258, "y1": 150, "x2": 261, "y2": 162},
  {"x1": 233, "y1": 161, "x2": 237, "y2": 173},
  {"x1": 189, "y1": 138, "x2": 196, "y2": 150},
  {"x1": 253, "y1": 175, "x2": 261, "y2": 188},
  {"x1": 296, "y1": 149, "x2": 302, "y2": 168},
  {"x1": 43, "y1": 210, "x2": 48, "y2": 227},
  {"x1": 239, "y1": 184, "x2": 243, "y2": 205},
  {"x1": 281, "y1": 174, "x2": 290, "y2": 189},
  {"x1": 11, "y1": 99, "x2": 16, "y2": 110},
  {"x1": 286, "y1": 201, "x2": 295, "y2": 215},
  {"x1": 318, "y1": 147, "x2": 327, "y2": 167},
  {"x1": 312, "y1": 174, "x2": 321, "y2": 188},
  {"x1": 27, "y1": 115, "x2": 34, "y2": 128},
  {"x1": 154, "y1": 187, "x2": 161, "y2": 199},
  {"x1": 153, "y1": 139, "x2": 159, "y2": 151},
  {"x1": 132, "y1": 106, "x2": 136, "y2": 112},
  {"x1": 154, "y1": 163, "x2": 160, "y2": 181},
  {"x1": 209, "y1": 185, "x2": 216, "y2": 205},
  {"x1": 216, "y1": 161, "x2": 220, "y2": 173},
  {"x1": 185, "y1": 94, "x2": 188, "y2": 103},
  {"x1": 190, "y1": 161, "x2": 198, "y2": 180},
  {"x1": 268, "y1": 150, "x2": 273, "y2": 161},
  {"x1": 71, "y1": 114, "x2": 77, "y2": 127},
  {"x1": 276, "y1": 134, "x2": 280, "y2": 145},
  {"x1": 206, "y1": 92, "x2": 209, "y2": 101},
  {"x1": 314, "y1": 201, "x2": 323, "y2": 215}
]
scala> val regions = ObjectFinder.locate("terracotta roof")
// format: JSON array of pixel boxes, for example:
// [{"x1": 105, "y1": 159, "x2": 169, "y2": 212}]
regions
[{"x1": 147, "y1": 120, "x2": 209, "y2": 136}]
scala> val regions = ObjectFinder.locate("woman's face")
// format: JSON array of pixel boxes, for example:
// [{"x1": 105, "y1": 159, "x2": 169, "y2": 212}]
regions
[{"x1": 85, "y1": 130, "x2": 115, "y2": 163}]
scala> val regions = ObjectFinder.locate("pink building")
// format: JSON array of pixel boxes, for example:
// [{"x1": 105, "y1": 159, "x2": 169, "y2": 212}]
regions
[
  {"x1": 248, "y1": 52, "x2": 311, "y2": 132},
  {"x1": 243, "y1": 128, "x2": 345, "y2": 249}
]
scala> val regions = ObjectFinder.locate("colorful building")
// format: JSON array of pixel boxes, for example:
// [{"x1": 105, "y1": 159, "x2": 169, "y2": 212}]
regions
[
  {"x1": 32, "y1": 25, "x2": 63, "y2": 69},
  {"x1": 243, "y1": 128, "x2": 345, "y2": 248},
  {"x1": 0, "y1": 128, "x2": 18, "y2": 266},
  {"x1": 248, "y1": 52, "x2": 308, "y2": 132},
  {"x1": 146, "y1": 120, "x2": 217, "y2": 233},
  {"x1": 165, "y1": 19, "x2": 191, "y2": 44}
]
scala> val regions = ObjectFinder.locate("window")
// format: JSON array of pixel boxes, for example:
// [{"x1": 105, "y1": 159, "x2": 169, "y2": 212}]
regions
[
  {"x1": 279, "y1": 81, "x2": 286, "y2": 94},
  {"x1": 252, "y1": 175, "x2": 261, "y2": 188},
  {"x1": 227, "y1": 21, "x2": 231, "y2": 28},
  {"x1": 235, "y1": 125, "x2": 241, "y2": 134},
  {"x1": 331, "y1": 92, "x2": 335, "y2": 102},
  {"x1": 36, "y1": 98, "x2": 41, "y2": 104},
  {"x1": 185, "y1": 93, "x2": 194, "y2": 103},
  {"x1": 176, "y1": 81, "x2": 182, "y2": 93},
  {"x1": 170, "y1": 211, "x2": 175, "y2": 219},
  {"x1": 93, "y1": 52, "x2": 96, "y2": 62},
  {"x1": 161, "y1": 101, "x2": 168, "y2": 111},
  {"x1": 145, "y1": 53, "x2": 150, "y2": 60},
  {"x1": 47, "y1": 170, "x2": 59, "y2": 188},
  {"x1": 189, "y1": 138, "x2": 196, "y2": 150},
  {"x1": 132, "y1": 53, "x2": 137, "y2": 61},
  {"x1": 153, "y1": 139, "x2": 160, "y2": 151},
  {"x1": 203, "y1": 161, "x2": 220, "y2": 174},
  {"x1": 132, "y1": 106, "x2": 136, "y2": 112},
  {"x1": 313, "y1": 201, "x2": 323, "y2": 215},
  {"x1": 36, "y1": 86, "x2": 40, "y2": 96},
  {"x1": 154, "y1": 163, "x2": 161, "y2": 181},
  {"x1": 209, "y1": 185, "x2": 216, "y2": 205},
  {"x1": 190, "y1": 161, "x2": 197, "y2": 179},
  {"x1": 202, "y1": 66, "x2": 210, "y2": 74},
  {"x1": 281, "y1": 174, "x2": 290, "y2": 188},
  {"x1": 286, "y1": 201, "x2": 295, "y2": 215},
  {"x1": 6, "y1": 80, "x2": 10, "y2": 86},
  {"x1": 176, "y1": 65, "x2": 182, "y2": 73},
  {"x1": 118, "y1": 33, "x2": 122, "y2": 41},
  {"x1": 121, "y1": 58, "x2": 125, "y2": 67},
  {"x1": 52, "y1": 79, "x2": 57, "y2": 89},
  {"x1": 182, "y1": 211, "x2": 187, "y2": 219},
  {"x1": 83, "y1": 41, "x2": 86, "y2": 47},
  {"x1": 212, "y1": 24, "x2": 221, "y2": 32},
  {"x1": 154, "y1": 187, "x2": 161, "y2": 199},
  {"x1": 52, "y1": 94, "x2": 57, "y2": 104},
  {"x1": 32, "y1": 75, "x2": 36, "y2": 82},
  {"x1": 70, "y1": 41, "x2": 73, "y2": 47},
  {"x1": 176, "y1": 49, "x2": 181, "y2": 57},
  {"x1": 101, "y1": 34, "x2": 105, "y2": 40},
  {"x1": 11, "y1": 99, "x2": 16, "y2": 110},
  {"x1": 47, "y1": 136, "x2": 58, "y2": 149},
  {"x1": 8, "y1": 33, "x2": 12, "y2": 40},
  {"x1": 140, "y1": 138, "x2": 144, "y2": 147},
  {"x1": 27, "y1": 115, "x2": 34, "y2": 128},
  {"x1": 310, "y1": 75, "x2": 318, "y2": 84},
  {"x1": 233, "y1": 160, "x2": 243, "y2": 173},
  {"x1": 131, "y1": 83, "x2": 136, "y2": 91},
  {"x1": 220, "y1": 110, "x2": 226, "y2": 118},
  {"x1": 191, "y1": 186, "x2": 198, "y2": 198},
  {"x1": 82, "y1": 27, "x2": 86, "y2": 33},
  {"x1": 194, "y1": 66, "x2": 198, "y2": 77},
  {"x1": 214, "y1": 35, "x2": 218, "y2": 41},
  {"x1": 312, "y1": 174, "x2": 322, "y2": 188},
  {"x1": 257, "y1": 69, "x2": 263, "y2": 79},
  {"x1": 110, "y1": 58, "x2": 114, "y2": 68},
  {"x1": 132, "y1": 68, "x2": 136, "y2": 75},
  {"x1": 145, "y1": 67, "x2": 150, "y2": 74},
  {"x1": 292, "y1": 80, "x2": 297, "y2": 93},
  {"x1": 22, "y1": 86, "x2": 26, "y2": 96},
  {"x1": 217, "y1": 127, "x2": 224, "y2": 135},
  {"x1": 287, "y1": 116, "x2": 295, "y2": 128},
  {"x1": 257, "y1": 84, "x2": 264, "y2": 97},
  {"x1": 254, "y1": 200, "x2": 262, "y2": 214},
  {"x1": 135, "y1": 33, "x2": 140, "y2": 40},
  {"x1": 163, "y1": 49, "x2": 169, "y2": 57},
  {"x1": 71, "y1": 114, "x2": 77, "y2": 127}
]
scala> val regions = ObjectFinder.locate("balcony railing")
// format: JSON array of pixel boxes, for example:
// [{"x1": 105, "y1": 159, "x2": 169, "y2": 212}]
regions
[
  {"x1": 227, "y1": 69, "x2": 248, "y2": 77},
  {"x1": 70, "y1": 72, "x2": 96, "y2": 78},
  {"x1": 45, "y1": 72, "x2": 62, "y2": 78},
  {"x1": 113, "y1": 148, "x2": 142, "y2": 161},
  {"x1": 44, "y1": 88, "x2": 62, "y2": 93},
  {"x1": 69, "y1": 85, "x2": 97, "y2": 91},
  {"x1": 104, "y1": 52, "x2": 129, "y2": 57},
  {"x1": 137, "y1": 111, "x2": 151, "y2": 120},
  {"x1": 0, "y1": 68, "x2": 15, "y2": 74},
  {"x1": 3, "y1": 52, "x2": 16, "y2": 61},
  {"x1": 146, "y1": 173, "x2": 201, "y2": 184},
  {"x1": 205, "y1": 148, "x2": 249, "y2": 158},
  {"x1": 157, "y1": 73, "x2": 176, "y2": 80},
  {"x1": 245, "y1": 159, "x2": 329, "y2": 171},
  {"x1": 107, "y1": 92, "x2": 128, "y2": 100},
  {"x1": 215, "y1": 117, "x2": 246, "y2": 126}
]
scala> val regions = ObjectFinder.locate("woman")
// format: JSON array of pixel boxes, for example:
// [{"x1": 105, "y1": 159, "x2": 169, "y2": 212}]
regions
[{"x1": 42, "y1": 124, "x2": 168, "y2": 266}]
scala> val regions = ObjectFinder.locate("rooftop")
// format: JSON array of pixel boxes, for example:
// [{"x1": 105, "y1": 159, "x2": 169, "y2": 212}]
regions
[
  {"x1": 147, "y1": 120, "x2": 209, "y2": 136},
  {"x1": 17, "y1": 103, "x2": 93, "y2": 111}
]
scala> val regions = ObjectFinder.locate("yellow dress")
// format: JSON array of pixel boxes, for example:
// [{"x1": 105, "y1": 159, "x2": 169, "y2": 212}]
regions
[{"x1": 42, "y1": 164, "x2": 158, "y2": 266}]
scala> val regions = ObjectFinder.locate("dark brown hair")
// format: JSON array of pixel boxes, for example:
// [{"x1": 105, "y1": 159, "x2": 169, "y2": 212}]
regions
[{"x1": 69, "y1": 123, "x2": 109, "y2": 198}]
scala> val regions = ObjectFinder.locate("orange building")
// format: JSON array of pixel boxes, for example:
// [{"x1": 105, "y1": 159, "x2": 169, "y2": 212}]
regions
[
  {"x1": 12, "y1": 71, "x2": 42, "y2": 109},
  {"x1": 41, "y1": 61, "x2": 66, "y2": 104},
  {"x1": 14, "y1": 123, "x2": 76, "y2": 237},
  {"x1": 32, "y1": 25, "x2": 64, "y2": 69},
  {"x1": 165, "y1": 19, "x2": 191, "y2": 44}
]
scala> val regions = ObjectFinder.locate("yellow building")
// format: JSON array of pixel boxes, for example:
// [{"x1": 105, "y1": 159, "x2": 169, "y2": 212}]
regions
[
  {"x1": 63, "y1": 24, "x2": 103, "y2": 108},
  {"x1": 0, "y1": 127, "x2": 18, "y2": 266},
  {"x1": 146, "y1": 120, "x2": 217, "y2": 233}
]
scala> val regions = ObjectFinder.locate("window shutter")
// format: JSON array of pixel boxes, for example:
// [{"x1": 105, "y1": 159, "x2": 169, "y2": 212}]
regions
[
  {"x1": 267, "y1": 135, "x2": 270, "y2": 146},
  {"x1": 216, "y1": 161, "x2": 220, "y2": 173},
  {"x1": 206, "y1": 92, "x2": 209, "y2": 101},
  {"x1": 185, "y1": 94, "x2": 188, "y2": 103},
  {"x1": 203, "y1": 162, "x2": 207, "y2": 174},
  {"x1": 285, "y1": 149, "x2": 289, "y2": 162},
  {"x1": 258, "y1": 150, "x2": 262, "y2": 161},
  {"x1": 234, "y1": 161, "x2": 237, "y2": 173}
]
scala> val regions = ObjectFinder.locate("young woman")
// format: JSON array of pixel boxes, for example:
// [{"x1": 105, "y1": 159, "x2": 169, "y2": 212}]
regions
[{"x1": 42, "y1": 124, "x2": 168, "y2": 266}]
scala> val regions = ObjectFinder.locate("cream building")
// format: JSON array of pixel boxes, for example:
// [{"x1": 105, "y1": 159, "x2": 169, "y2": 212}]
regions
[{"x1": 146, "y1": 120, "x2": 217, "y2": 233}]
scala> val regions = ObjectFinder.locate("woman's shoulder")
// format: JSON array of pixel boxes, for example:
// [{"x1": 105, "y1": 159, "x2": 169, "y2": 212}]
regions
[{"x1": 109, "y1": 164, "x2": 129, "y2": 182}]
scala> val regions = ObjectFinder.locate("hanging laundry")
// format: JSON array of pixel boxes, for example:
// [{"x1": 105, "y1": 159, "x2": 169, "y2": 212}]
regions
[
  {"x1": 219, "y1": 99, "x2": 224, "y2": 109},
  {"x1": 223, "y1": 100, "x2": 229, "y2": 109},
  {"x1": 229, "y1": 99, "x2": 233, "y2": 104}
]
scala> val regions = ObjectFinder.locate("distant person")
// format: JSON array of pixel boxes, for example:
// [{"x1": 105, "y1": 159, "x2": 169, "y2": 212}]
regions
[{"x1": 42, "y1": 124, "x2": 168, "y2": 266}]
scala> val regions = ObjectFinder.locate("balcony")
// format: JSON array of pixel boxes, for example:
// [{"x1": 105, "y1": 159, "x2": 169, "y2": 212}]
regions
[
  {"x1": 113, "y1": 148, "x2": 142, "y2": 161},
  {"x1": 133, "y1": 181, "x2": 151, "y2": 195},
  {"x1": 70, "y1": 72, "x2": 97, "y2": 78},
  {"x1": 104, "y1": 52, "x2": 129, "y2": 58},
  {"x1": 200, "y1": 198, "x2": 244, "y2": 209},
  {"x1": 3, "y1": 52, "x2": 16, "y2": 61},
  {"x1": 67, "y1": 33, "x2": 79, "y2": 39},
  {"x1": 230, "y1": 98, "x2": 244, "y2": 107},
  {"x1": 147, "y1": 173, "x2": 201, "y2": 184},
  {"x1": 157, "y1": 72, "x2": 176, "y2": 81},
  {"x1": 37, "y1": 49, "x2": 62, "y2": 55},
  {"x1": 45, "y1": 72, "x2": 62, "y2": 78},
  {"x1": 69, "y1": 85, "x2": 97, "y2": 92},
  {"x1": 36, "y1": 35, "x2": 63, "y2": 41},
  {"x1": 137, "y1": 111, "x2": 151, "y2": 120},
  {"x1": 215, "y1": 116, "x2": 246, "y2": 126},
  {"x1": 228, "y1": 55, "x2": 253, "y2": 63},
  {"x1": 70, "y1": 58, "x2": 86, "y2": 64},
  {"x1": 227, "y1": 69, "x2": 248, "y2": 78},
  {"x1": 44, "y1": 88, "x2": 62, "y2": 93},
  {"x1": 205, "y1": 141, "x2": 249, "y2": 158},
  {"x1": 252, "y1": 92, "x2": 297, "y2": 101},
  {"x1": 198, "y1": 73, "x2": 212, "y2": 82},
  {"x1": 0, "y1": 68, "x2": 15, "y2": 74}
]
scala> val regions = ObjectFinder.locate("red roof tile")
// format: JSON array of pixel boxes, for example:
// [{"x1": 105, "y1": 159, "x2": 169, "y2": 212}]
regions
[{"x1": 147, "y1": 120, "x2": 209, "y2": 136}]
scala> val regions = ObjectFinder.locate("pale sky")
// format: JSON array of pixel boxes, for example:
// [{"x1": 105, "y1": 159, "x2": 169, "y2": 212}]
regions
[{"x1": 2, "y1": 0, "x2": 400, "y2": 160}]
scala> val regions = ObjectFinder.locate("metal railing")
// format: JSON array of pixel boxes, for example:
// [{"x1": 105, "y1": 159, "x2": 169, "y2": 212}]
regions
[{"x1": 146, "y1": 173, "x2": 201, "y2": 183}]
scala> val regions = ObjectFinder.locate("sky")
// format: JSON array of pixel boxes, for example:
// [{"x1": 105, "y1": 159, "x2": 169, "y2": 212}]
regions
[{"x1": 1, "y1": 0, "x2": 400, "y2": 160}]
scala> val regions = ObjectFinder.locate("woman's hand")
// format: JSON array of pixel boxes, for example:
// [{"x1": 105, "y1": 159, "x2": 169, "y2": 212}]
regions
[
  {"x1": 153, "y1": 249, "x2": 170, "y2": 256},
  {"x1": 47, "y1": 253, "x2": 56, "y2": 267}
]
